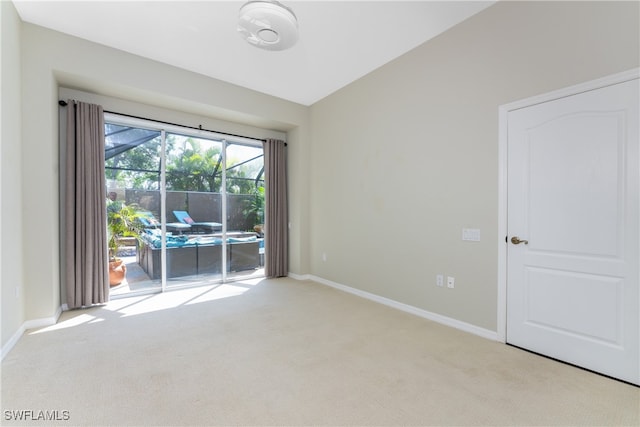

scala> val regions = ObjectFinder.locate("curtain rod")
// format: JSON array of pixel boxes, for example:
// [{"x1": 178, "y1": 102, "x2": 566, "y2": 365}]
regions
[{"x1": 58, "y1": 100, "x2": 281, "y2": 145}]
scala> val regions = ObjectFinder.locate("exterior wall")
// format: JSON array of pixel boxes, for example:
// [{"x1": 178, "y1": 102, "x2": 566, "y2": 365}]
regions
[{"x1": 309, "y1": 1, "x2": 640, "y2": 331}]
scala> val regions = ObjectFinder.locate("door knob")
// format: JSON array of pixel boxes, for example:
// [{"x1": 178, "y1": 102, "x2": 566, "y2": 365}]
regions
[{"x1": 511, "y1": 236, "x2": 528, "y2": 245}]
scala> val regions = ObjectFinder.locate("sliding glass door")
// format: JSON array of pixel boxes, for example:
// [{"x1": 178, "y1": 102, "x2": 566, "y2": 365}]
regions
[
  {"x1": 162, "y1": 132, "x2": 225, "y2": 289},
  {"x1": 105, "y1": 122, "x2": 164, "y2": 294},
  {"x1": 225, "y1": 142, "x2": 265, "y2": 280},
  {"x1": 104, "y1": 115, "x2": 264, "y2": 297}
]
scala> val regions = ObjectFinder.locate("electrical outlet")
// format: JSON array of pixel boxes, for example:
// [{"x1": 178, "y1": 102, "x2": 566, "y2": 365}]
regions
[
  {"x1": 447, "y1": 276, "x2": 455, "y2": 289},
  {"x1": 322, "y1": 252, "x2": 327, "y2": 262},
  {"x1": 436, "y1": 274, "x2": 444, "y2": 287}
]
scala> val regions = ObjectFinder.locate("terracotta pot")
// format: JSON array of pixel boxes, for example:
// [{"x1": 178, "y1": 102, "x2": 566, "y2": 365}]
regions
[{"x1": 109, "y1": 258, "x2": 127, "y2": 286}]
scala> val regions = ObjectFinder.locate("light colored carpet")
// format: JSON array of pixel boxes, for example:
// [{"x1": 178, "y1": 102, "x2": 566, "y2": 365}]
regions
[{"x1": 2, "y1": 277, "x2": 638, "y2": 426}]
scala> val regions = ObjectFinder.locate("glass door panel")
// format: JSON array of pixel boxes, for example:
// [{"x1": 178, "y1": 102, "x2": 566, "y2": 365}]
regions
[
  {"x1": 105, "y1": 123, "x2": 163, "y2": 296},
  {"x1": 164, "y1": 133, "x2": 224, "y2": 288},
  {"x1": 225, "y1": 142, "x2": 265, "y2": 280}
]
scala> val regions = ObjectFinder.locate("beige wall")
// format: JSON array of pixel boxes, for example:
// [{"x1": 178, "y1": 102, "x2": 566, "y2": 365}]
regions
[
  {"x1": 1, "y1": 0, "x2": 25, "y2": 351},
  {"x1": 309, "y1": 1, "x2": 639, "y2": 331}
]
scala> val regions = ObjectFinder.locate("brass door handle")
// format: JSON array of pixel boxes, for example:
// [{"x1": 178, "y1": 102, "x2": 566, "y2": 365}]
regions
[{"x1": 511, "y1": 236, "x2": 528, "y2": 245}]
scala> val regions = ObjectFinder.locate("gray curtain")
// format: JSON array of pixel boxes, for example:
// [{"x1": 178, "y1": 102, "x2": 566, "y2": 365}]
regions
[
  {"x1": 264, "y1": 138, "x2": 288, "y2": 277},
  {"x1": 64, "y1": 100, "x2": 109, "y2": 308}
]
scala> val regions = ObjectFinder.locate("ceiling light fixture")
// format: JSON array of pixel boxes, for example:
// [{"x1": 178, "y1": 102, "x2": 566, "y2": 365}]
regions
[{"x1": 237, "y1": 1, "x2": 299, "y2": 51}]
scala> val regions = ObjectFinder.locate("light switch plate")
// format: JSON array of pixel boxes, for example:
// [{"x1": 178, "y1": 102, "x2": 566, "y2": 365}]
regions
[{"x1": 462, "y1": 228, "x2": 481, "y2": 241}]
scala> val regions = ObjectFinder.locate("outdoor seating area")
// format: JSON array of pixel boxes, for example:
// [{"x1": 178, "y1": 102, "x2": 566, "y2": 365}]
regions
[
  {"x1": 137, "y1": 229, "x2": 261, "y2": 279},
  {"x1": 107, "y1": 180, "x2": 265, "y2": 292},
  {"x1": 137, "y1": 208, "x2": 224, "y2": 235},
  {"x1": 171, "y1": 210, "x2": 223, "y2": 234}
]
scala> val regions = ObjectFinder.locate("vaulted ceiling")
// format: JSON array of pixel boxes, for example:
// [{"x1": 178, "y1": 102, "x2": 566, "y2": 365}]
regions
[{"x1": 13, "y1": 1, "x2": 495, "y2": 106}]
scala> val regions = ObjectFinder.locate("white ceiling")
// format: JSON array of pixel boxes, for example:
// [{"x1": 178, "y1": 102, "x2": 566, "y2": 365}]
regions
[{"x1": 13, "y1": 1, "x2": 495, "y2": 106}]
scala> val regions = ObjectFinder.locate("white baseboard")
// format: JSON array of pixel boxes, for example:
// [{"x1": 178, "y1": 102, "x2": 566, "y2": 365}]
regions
[
  {"x1": 287, "y1": 272, "x2": 311, "y2": 281},
  {"x1": 23, "y1": 306, "x2": 62, "y2": 330},
  {"x1": 304, "y1": 275, "x2": 498, "y2": 342},
  {"x1": 1, "y1": 325, "x2": 26, "y2": 361},
  {"x1": 1, "y1": 306, "x2": 63, "y2": 360}
]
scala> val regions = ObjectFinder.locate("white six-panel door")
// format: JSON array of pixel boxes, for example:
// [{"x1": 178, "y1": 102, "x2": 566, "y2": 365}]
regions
[{"x1": 505, "y1": 76, "x2": 639, "y2": 384}]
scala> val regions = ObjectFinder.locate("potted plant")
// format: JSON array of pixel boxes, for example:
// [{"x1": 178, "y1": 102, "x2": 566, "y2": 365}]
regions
[{"x1": 106, "y1": 199, "x2": 143, "y2": 286}]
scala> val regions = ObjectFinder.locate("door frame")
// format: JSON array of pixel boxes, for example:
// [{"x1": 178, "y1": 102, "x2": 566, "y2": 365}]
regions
[{"x1": 497, "y1": 68, "x2": 640, "y2": 343}]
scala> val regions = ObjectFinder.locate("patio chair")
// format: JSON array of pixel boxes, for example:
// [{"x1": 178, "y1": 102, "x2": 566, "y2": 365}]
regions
[
  {"x1": 137, "y1": 210, "x2": 192, "y2": 235},
  {"x1": 173, "y1": 210, "x2": 222, "y2": 234},
  {"x1": 137, "y1": 211, "x2": 160, "y2": 228}
]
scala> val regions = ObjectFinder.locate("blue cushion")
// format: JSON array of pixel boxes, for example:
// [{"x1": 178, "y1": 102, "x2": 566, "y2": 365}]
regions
[
  {"x1": 173, "y1": 210, "x2": 194, "y2": 224},
  {"x1": 228, "y1": 236, "x2": 257, "y2": 243},
  {"x1": 195, "y1": 236, "x2": 224, "y2": 245}
]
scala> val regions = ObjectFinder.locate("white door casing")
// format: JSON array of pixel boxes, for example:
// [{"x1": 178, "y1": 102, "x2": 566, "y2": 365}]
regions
[{"x1": 498, "y1": 70, "x2": 639, "y2": 385}]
